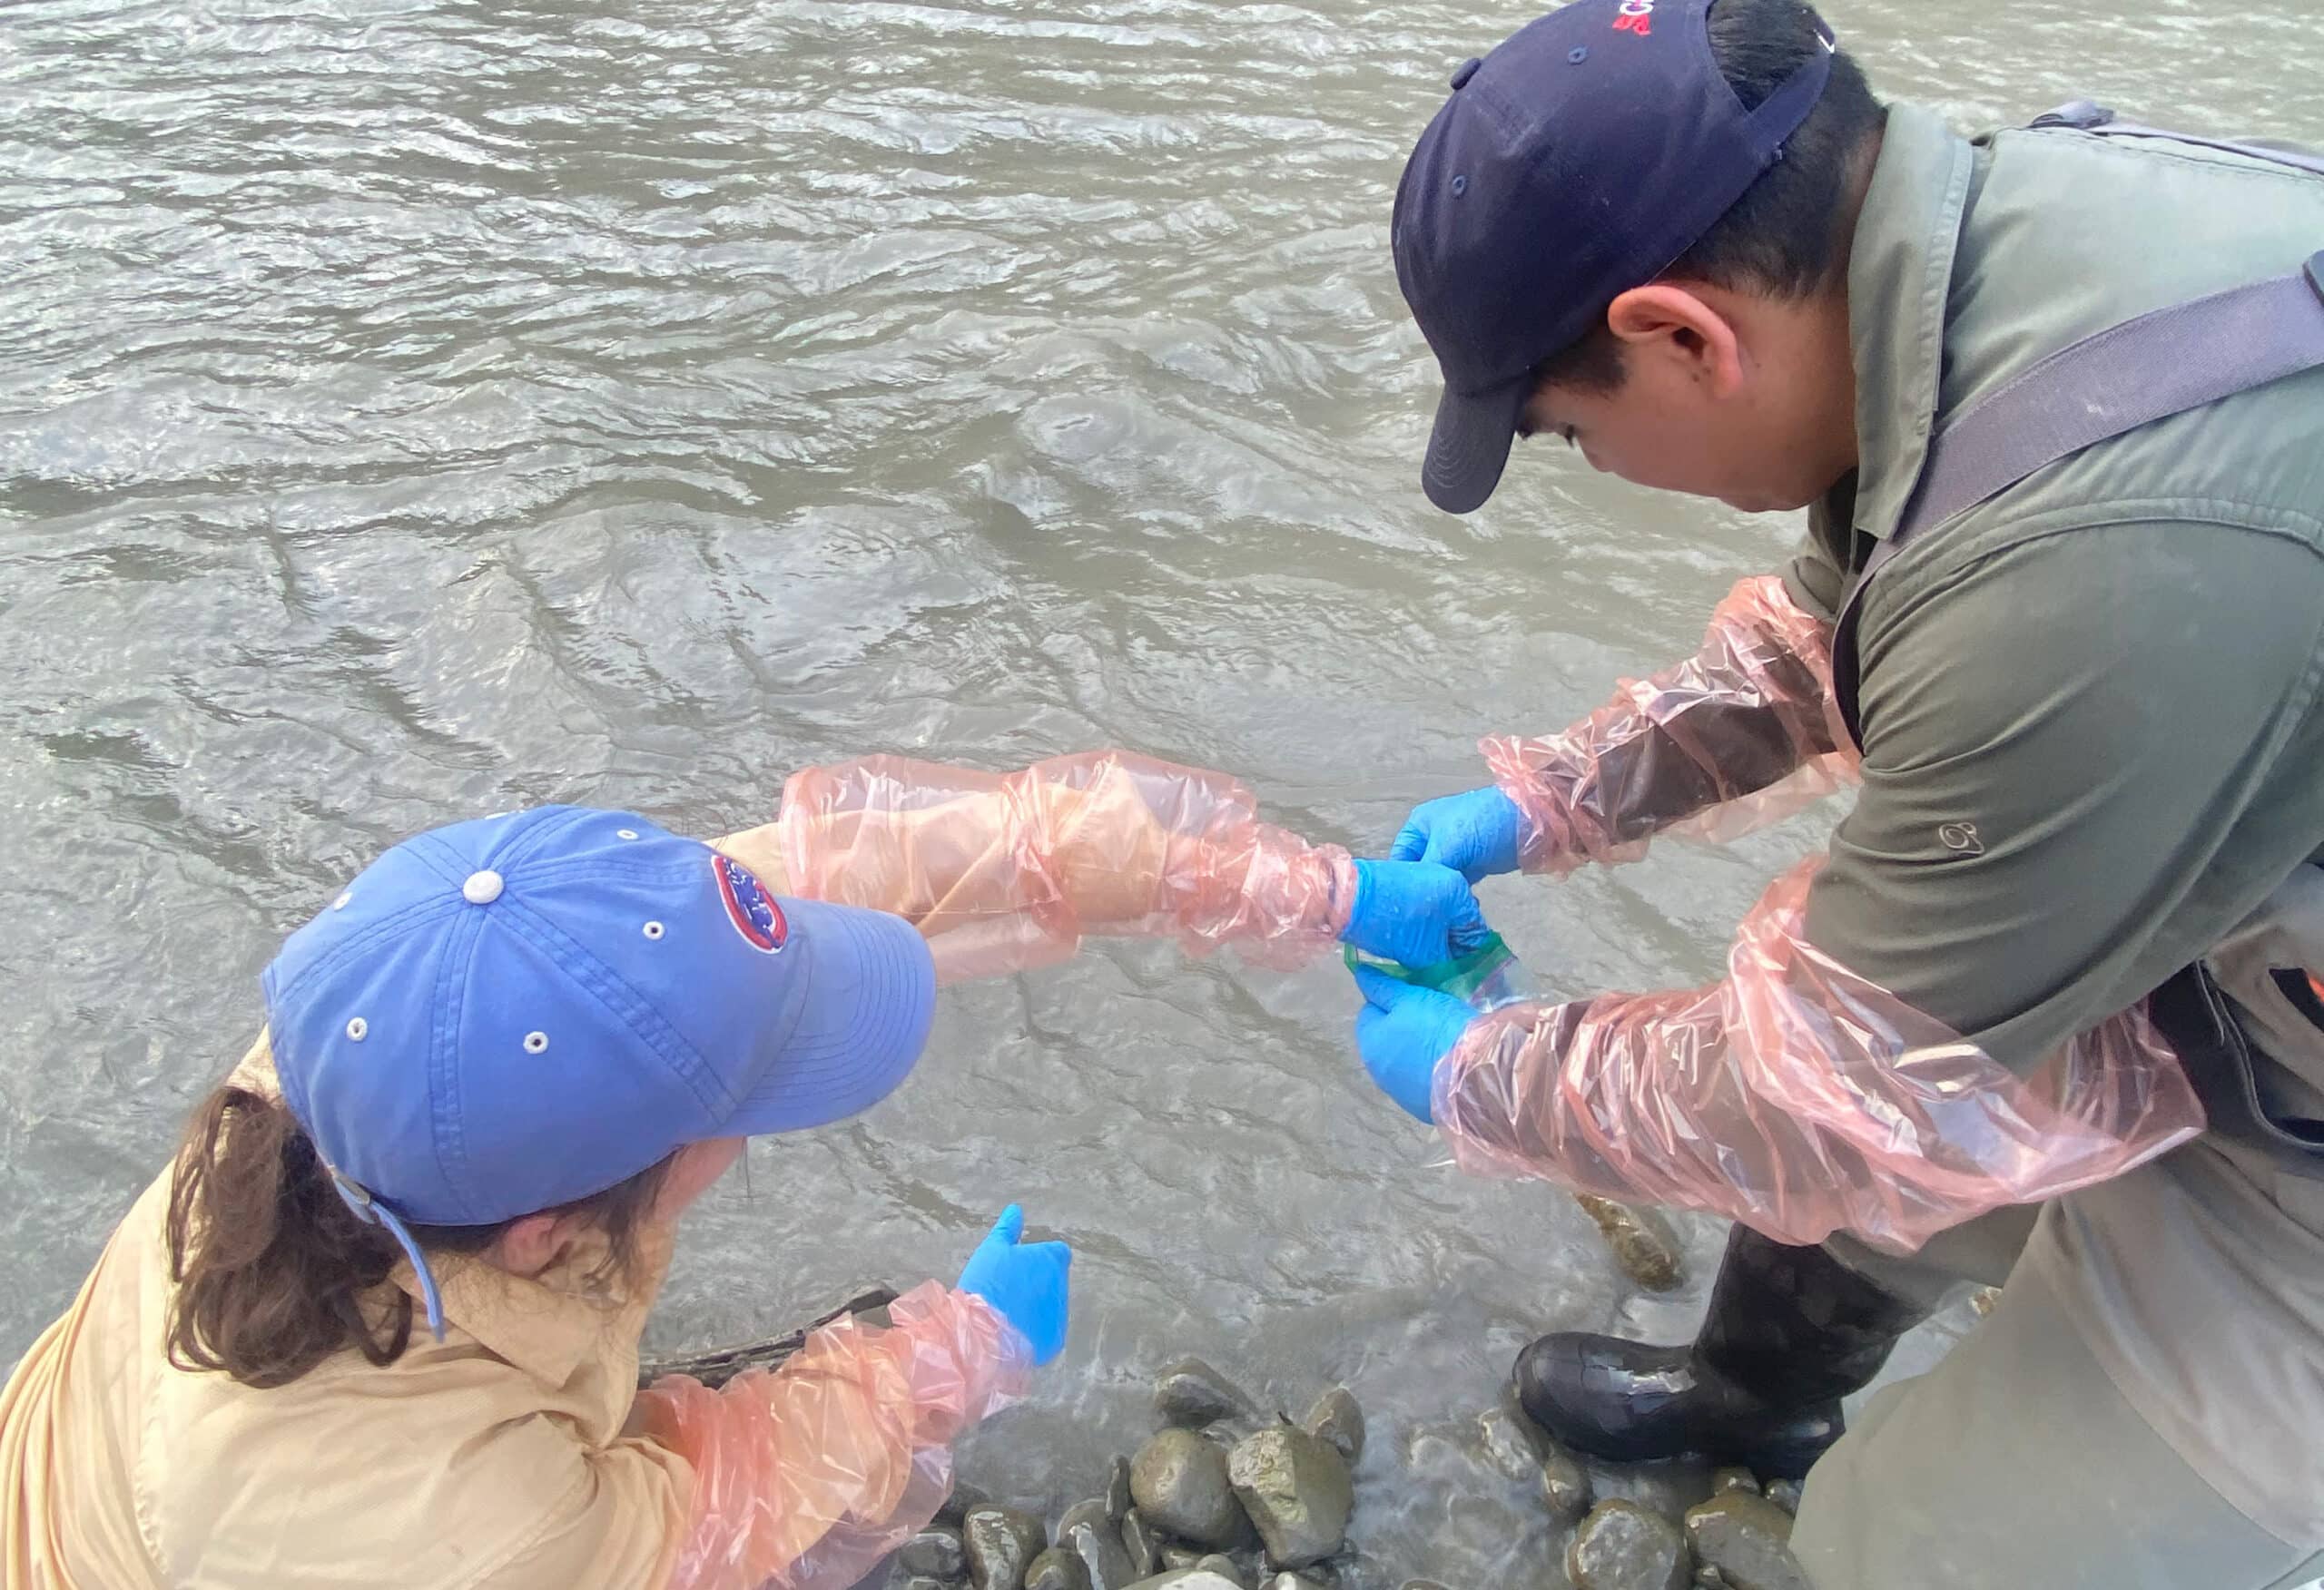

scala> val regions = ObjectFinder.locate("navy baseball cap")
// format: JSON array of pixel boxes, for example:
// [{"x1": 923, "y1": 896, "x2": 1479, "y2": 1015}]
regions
[
  {"x1": 1393, "y1": 0, "x2": 1836, "y2": 513},
  {"x1": 264, "y1": 806, "x2": 936, "y2": 1335}
]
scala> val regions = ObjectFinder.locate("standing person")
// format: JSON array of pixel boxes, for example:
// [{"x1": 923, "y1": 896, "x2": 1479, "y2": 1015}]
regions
[
  {"x1": 0, "y1": 753, "x2": 1478, "y2": 1589},
  {"x1": 1354, "y1": 0, "x2": 2324, "y2": 1585}
]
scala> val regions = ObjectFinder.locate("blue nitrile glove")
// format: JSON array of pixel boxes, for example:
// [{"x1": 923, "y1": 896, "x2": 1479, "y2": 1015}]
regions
[
  {"x1": 957, "y1": 1204, "x2": 1073, "y2": 1366},
  {"x1": 1388, "y1": 787, "x2": 1526, "y2": 884},
  {"x1": 1344, "y1": 859, "x2": 1489, "y2": 969},
  {"x1": 1350, "y1": 964, "x2": 1478, "y2": 1124}
]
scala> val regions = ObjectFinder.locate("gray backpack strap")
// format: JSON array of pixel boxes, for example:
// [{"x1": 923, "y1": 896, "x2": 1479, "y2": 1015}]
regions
[{"x1": 1832, "y1": 102, "x2": 2324, "y2": 746}]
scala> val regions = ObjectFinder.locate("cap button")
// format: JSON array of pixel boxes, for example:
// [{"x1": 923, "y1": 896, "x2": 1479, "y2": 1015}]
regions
[
  {"x1": 462, "y1": 869, "x2": 505, "y2": 905},
  {"x1": 1450, "y1": 56, "x2": 1482, "y2": 90}
]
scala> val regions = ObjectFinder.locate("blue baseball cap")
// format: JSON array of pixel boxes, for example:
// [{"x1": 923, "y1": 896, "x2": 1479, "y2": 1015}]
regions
[
  {"x1": 1393, "y1": 0, "x2": 1836, "y2": 513},
  {"x1": 263, "y1": 806, "x2": 936, "y2": 1335}
]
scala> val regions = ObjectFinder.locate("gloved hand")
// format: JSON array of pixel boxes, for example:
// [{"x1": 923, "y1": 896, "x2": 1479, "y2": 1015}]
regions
[
  {"x1": 1388, "y1": 787, "x2": 1526, "y2": 883},
  {"x1": 957, "y1": 1205, "x2": 1073, "y2": 1366},
  {"x1": 1351, "y1": 965, "x2": 1477, "y2": 1124},
  {"x1": 1344, "y1": 859, "x2": 1488, "y2": 969}
]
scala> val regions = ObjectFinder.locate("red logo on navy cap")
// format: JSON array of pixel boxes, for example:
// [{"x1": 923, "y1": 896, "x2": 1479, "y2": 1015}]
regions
[
  {"x1": 1613, "y1": 0, "x2": 1654, "y2": 34},
  {"x1": 713, "y1": 854, "x2": 789, "y2": 953}
]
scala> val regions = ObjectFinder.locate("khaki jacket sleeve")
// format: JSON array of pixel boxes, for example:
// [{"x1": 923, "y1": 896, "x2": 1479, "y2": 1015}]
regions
[{"x1": 459, "y1": 1421, "x2": 695, "y2": 1589}]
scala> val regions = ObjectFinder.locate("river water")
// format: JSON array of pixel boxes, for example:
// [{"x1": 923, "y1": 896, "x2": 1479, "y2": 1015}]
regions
[{"x1": 5, "y1": 0, "x2": 2320, "y2": 1583}]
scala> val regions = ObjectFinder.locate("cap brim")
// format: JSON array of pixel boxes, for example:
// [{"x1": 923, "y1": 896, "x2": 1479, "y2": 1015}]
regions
[
  {"x1": 724, "y1": 898, "x2": 937, "y2": 1135},
  {"x1": 1421, "y1": 377, "x2": 1531, "y2": 515}
]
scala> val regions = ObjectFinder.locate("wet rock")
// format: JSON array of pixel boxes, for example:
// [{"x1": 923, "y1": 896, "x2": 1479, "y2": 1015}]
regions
[
  {"x1": 1763, "y1": 1480, "x2": 1801, "y2": 1516},
  {"x1": 1195, "y1": 1555, "x2": 1246, "y2": 1588},
  {"x1": 1155, "y1": 1359, "x2": 1258, "y2": 1429},
  {"x1": 965, "y1": 1506, "x2": 1048, "y2": 1590},
  {"x1": 1573, "y1": 1195, "x2": 1687, "y2": 1292},
  {"x1": 902, "y1": 1524, "x2": 969, "y2": 1580},
  {"x1": 1399, "y1": 1583, "x2": 1455, "y2": 1590},
  {"x1": 1122, "y1": 1574, "x2": 1244, "y2": 1590},
  {"x1": 1541, "y1": 1444, "x2": 1594, "y2": 1524},
  {"x1": 1710, "y1": 1468, "x2": 1759, "y2": 1497},
  {"x1": 1226, "y1": 1426, "x2": 1353, "y2": 1571},
  {"x1": 1684, "y1": 1494, "x2": 1807, "y2": 1590},
  {"x1": 1693, "y1": 1571, "x2": 1728, "y2": 1589},
  {"x1": 1300, "y1": 1388, "x2": 1365, "y2": 1467},
  {"x1": 1120, "y1": 1509, "x2": 1161, "y2": 1579},
  {"x1": 1132, "y1": 1430, "x2": 1247, "y2": 1548},
  {"x1": 939, "y1": 1484, "x2": 994, "y2": 1530},
  {"x1": 1161, "y1": 1547, "x2": 1206, "y2": 1572},
  {"x1": 907, "y1": 1580, "x2": 953, "y2": 1590},
  {"x1": 1265, "y1": 1576, "x2": 1325, "y2": 1590},
  {"x1": 1565, "y1": 1499, "x2": 1691, "y2": 1590},
  {"x1": 1060, "y1": 1501, "x2": 1139, "y2": 1590},
  {"x1": 1027, "y1": 1547, "x2": 1090, "y2": 1590},
  {"x1": 1971, "y1": 1286, "x2": 2001, "y2": 1318},
  {"x1": 1109, "y1": 1456, "x2": 1136, "y2": 1524},
  {"x1": 1475, "y1": 1406, "x2": 1541, "y2": 1482}
]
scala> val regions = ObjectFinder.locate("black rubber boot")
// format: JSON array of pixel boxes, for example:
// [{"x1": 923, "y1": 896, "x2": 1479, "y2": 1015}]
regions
[{"x1": 1512, "y1": 1225, "x2": 1934, "y2": 1478}]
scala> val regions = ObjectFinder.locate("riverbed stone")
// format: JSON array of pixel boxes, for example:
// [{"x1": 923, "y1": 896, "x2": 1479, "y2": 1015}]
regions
[
  {"x1": 1710, "y1": 1468, "x2": 1759, "y2": 1497},
  {"x1": 1060, "y1": 1501, "x2": 1139, "y2": 1590},
  {"x1": 938, "y1": 1484, "x2": 994, "y2": 1529},
  {"x1": 1132, "y1": 1429, "x2": 1247, "y2": 1548},
  {"x1": 1154, "y1": 1359, "x2": 1257, "y2": 1429},
  {"x1": 1762, "y1": 1480, "x2": 1801, "y2": 1516},
  {"x1": 1121, "y1": 1574, "x2": 1244, "y2": 1590},
  {"x1": 1264, "y1": 1576, "x2": 1324, "y2": 1590},
  {"x1": 1300, "y1": 1388, "x2": 1364, "y2": 1467},
  {"x1": 965, "y1": 1506, "x2": 1048, "y2": 1590},
  {"x1": 902, "y1": 1524, "x2": 969, "y2": 1580},
  {"x1": 1027, "y1": 1547, "x2": 1090, "y2": 1590},
  {"x1": 1226, "y1": 1426, "x2": 1353, "y2": 1570},
  {"x1": 1120, "y1": 1509, "x2": 1160, "y2": 1578},
  {"x1": 1475, "y1": 1405, "x2": 1541, "y2": 1482},
  {"x1": 1566, "y1": 1500, "x2": 1691, "y2": 1590},
  {"x1": 1684, "y1": 1495, "x2": 1807, "y2": 1590},
  {"x1": 1194, "y1": 1555, "x2": 1246, "y2": 1588},
  {"x1": 1694, "y1": 1571, "x2": 1728, "y2": 1589},
  {"x1": 1161, "y1": 1547, "x2": 1205, "y2": 1572},
  {"x1": 1541, "y1": 1443, "x2": 1594, "y2": 1523},
  {"x1": 907, "y1": 1580, "x2": 952, "y2": 1590},
  {"x1": 1109, "y1": 1456, "x2": 1136, "y2": 1523},
  {"x1": 1573, "y1": 1195, "x2": 1688, "y2": 1292}
]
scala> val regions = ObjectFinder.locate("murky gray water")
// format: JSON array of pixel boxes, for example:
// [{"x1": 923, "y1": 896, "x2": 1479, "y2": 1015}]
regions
[{"x1": 5, "y1": 0, "x2": 2321, "y2": 1581}]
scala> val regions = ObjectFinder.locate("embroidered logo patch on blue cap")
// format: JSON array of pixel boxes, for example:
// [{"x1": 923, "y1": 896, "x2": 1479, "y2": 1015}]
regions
[{"x1": 714, "y1": 852, "x2": 789, "y2": 953}]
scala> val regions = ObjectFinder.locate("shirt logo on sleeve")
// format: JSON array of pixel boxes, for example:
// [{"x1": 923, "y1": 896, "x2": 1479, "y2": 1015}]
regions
[{"x1": 1937, "y1": 822, "x2": 1985, "y2": 858}]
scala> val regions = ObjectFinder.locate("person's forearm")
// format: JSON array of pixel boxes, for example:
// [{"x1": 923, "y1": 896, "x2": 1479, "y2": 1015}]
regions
[
  {"x1": 1484, "y1": 575, "x2": 1859, "y2": 876},
  {"x1": 1430, "y1": 859, "x2": 2204, "y2": 1252},
  {"x1": 637, "y1": 1284, "x2": 1027, "y2": 1590},
  {"x1": 763, "y1": 751, "x2": 1354, "y2": 982}
]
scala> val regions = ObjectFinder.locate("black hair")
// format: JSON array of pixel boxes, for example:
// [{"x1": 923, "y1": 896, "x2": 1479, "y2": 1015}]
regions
[{"x1": 1534, "y1": 0, "x2": 1887, "y2": 393}]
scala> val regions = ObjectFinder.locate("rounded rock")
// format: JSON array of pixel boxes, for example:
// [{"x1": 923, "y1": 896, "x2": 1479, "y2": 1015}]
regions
[
  {"x1": 1475, "y1": 1406, "x2": 1541, "y2": 1483},
  {"x1": 965, "y1": 1505, "x2": 1049, "y2": 1590},
  {"x1": 1683, "y1": 1494, "x2": 1808, "y2": 1590},
  {"x1": 1026, "y1": 1547, "x2": 1090, "y2": 1590},
  {"x1": 1131, "y1": 1429, "x2": 1249, "y2": 1548},
  {"x1": 1154, "y1": 1358, "x2": 1259, "y2": 1429},
  {"x1": 1572, "y1": 1195, "x2": 1688, "y2": 1292},
  {"x1": 1226, "y1": 1427, "x2": 1353, "y2": 1571},
  {"x1": 1120, "y1": 1508, "x2": 1161, "y2": 1579},
  {"x1": 1541, "y1": 1445, "x2": 1594, "y2": 1524},
  {"x1": 1195, "y1": 1556, "x2": 1247, "y2": 1588},
  {"x1": 939, "y1": 1483, "x2": 995, "y2": 1530},
  {"x1": 1109, "y1": 1456, "x2": 1136, "y2": 1523},
  {"x1": 1265, "y1": 1576, "x2": 1326, "y2": 1590},
  {"x1": 902, "y1": 1524, "x2": 970, "y2": 1581},
  {"x1": 1128, "y1": 1574, "x2": 1244, "y2": 1590},
  {"x1": 1300, "y1": 1388, "x2": 1365, "y2": 1467},
  {"x1": 1763, "y1": 1479, "x2": 1802, "y2": 1517},
  {"x1": 1565, "y1": 1499, "x2": 1692, "y2": 1590},
  {"x1": 1060, "y1": 1501, "x2": 1140, "y2": 1590},
  {"x1": 1710, "y1": 1468, "x2": 1760, "y2": 1497}
]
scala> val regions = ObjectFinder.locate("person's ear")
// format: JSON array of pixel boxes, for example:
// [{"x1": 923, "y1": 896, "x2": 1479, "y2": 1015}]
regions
[
  {"x1": 1604, "y1": 283, "x2": 1745, "y2": 398},
  {"x1": 493, "y1": 1210, "x2": 583, "y2": 1278}
]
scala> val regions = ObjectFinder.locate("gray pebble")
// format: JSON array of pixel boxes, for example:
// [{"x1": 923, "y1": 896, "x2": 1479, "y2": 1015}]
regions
[
  {"x1": 1131, "y1": 1429, "x2": 1249, "y2": 1549},
  {"x1": 1763, "y1": 1479, "x2": 1801, "y2": 1516},
  {"x1": 1565, "y1": 1499, "x2": 1692, "y2": 1590},
  {"x1": 1541, "y1": 1443, "x2": 1594, "y2": 1524},
  {"x1": 1226, "y1": 1427, "x2": 1352, "y2": 1571},
  {"x1": 1109, "y1": 1456, "x2": 1136, "y2": 1524},
  {"x1": 1154, "y1": 1358, "x2": 1258, "y2": 1429},
  {"x1": 1683, "y1": 1494, "x2": 1807, "y2": 1590},
  {"x1": 901, "y1": 1525, "x2": 969, "y2": 1581},
  {"x1": 1060, "y1": 1502, "x2": 1139, "y2": 1590},
  {"x1": 1300, "y1": 1388, "x2": 1365, "y2": 1467},
  {"x1": 1572, "y1": 1195, "x2": 1687, "y2": 1292},
  {"x1": 1265, "y1": 1576, "x2": 1325, "y2": 1590},
  {"x1": 1120, "y1": 1574, "x2": 1244, "y2": 1590},
  {"x1": 906, "y1": 1580, "x2": 954, "y2": 1590},
  {"x1": 1399, "y1": 1583, "x2": 1455, "y2": 1590},
  {"x1": 938, "y1": 1484, "x2": 993, "y2": 1530},
  {"x1": 1710, "y1": 1468, "x2": 1760, "y2": 1497},
  {"x1": 1195, "y1": 1556, "x2": 1246, "y2": 1588},
  {"x1": 1475, "y1": 1406, "x2": 1541, "y2": 1483},
  {"x1": 1694, "y1": 1571, "x2": 1729, "y2": 1590},
  {"x1": 1161, "y1": 1548, "x2": 1205, "y2": 1572},
  {"x1": 1120, "y1": 1508, "x2": 1161, "y2": 1579},
  {"x1": 1026, "y1": 1547, "x2": 1090, "y2": 1590},
  {"x1": 965, "y1": 1506, "x2": 1049, "y2": 1590}
]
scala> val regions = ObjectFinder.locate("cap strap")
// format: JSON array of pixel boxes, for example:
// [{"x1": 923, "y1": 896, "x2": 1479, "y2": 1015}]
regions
[
  {"x1": 330, "y1": 1168, "x2": 448, "y2": 1342},
  {"x1": 1740, "y1": 9, "x2": 1837, "y2": 160}
]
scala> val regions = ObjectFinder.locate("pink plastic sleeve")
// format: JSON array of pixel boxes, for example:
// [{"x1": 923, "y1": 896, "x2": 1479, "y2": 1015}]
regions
[
  {"x1": 1431, "y1": 859, "x2": 2206, "y2": 1253},
  {"x1": 777, "y1": 751, "x2": 1356, "y2": 983},
  {"x1": 638, "y1": 1283, "x2": 1030, "y2": 1590},
  {"x1": 1482, "y1": 575, "x2": 1861, "y2": 877}
]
